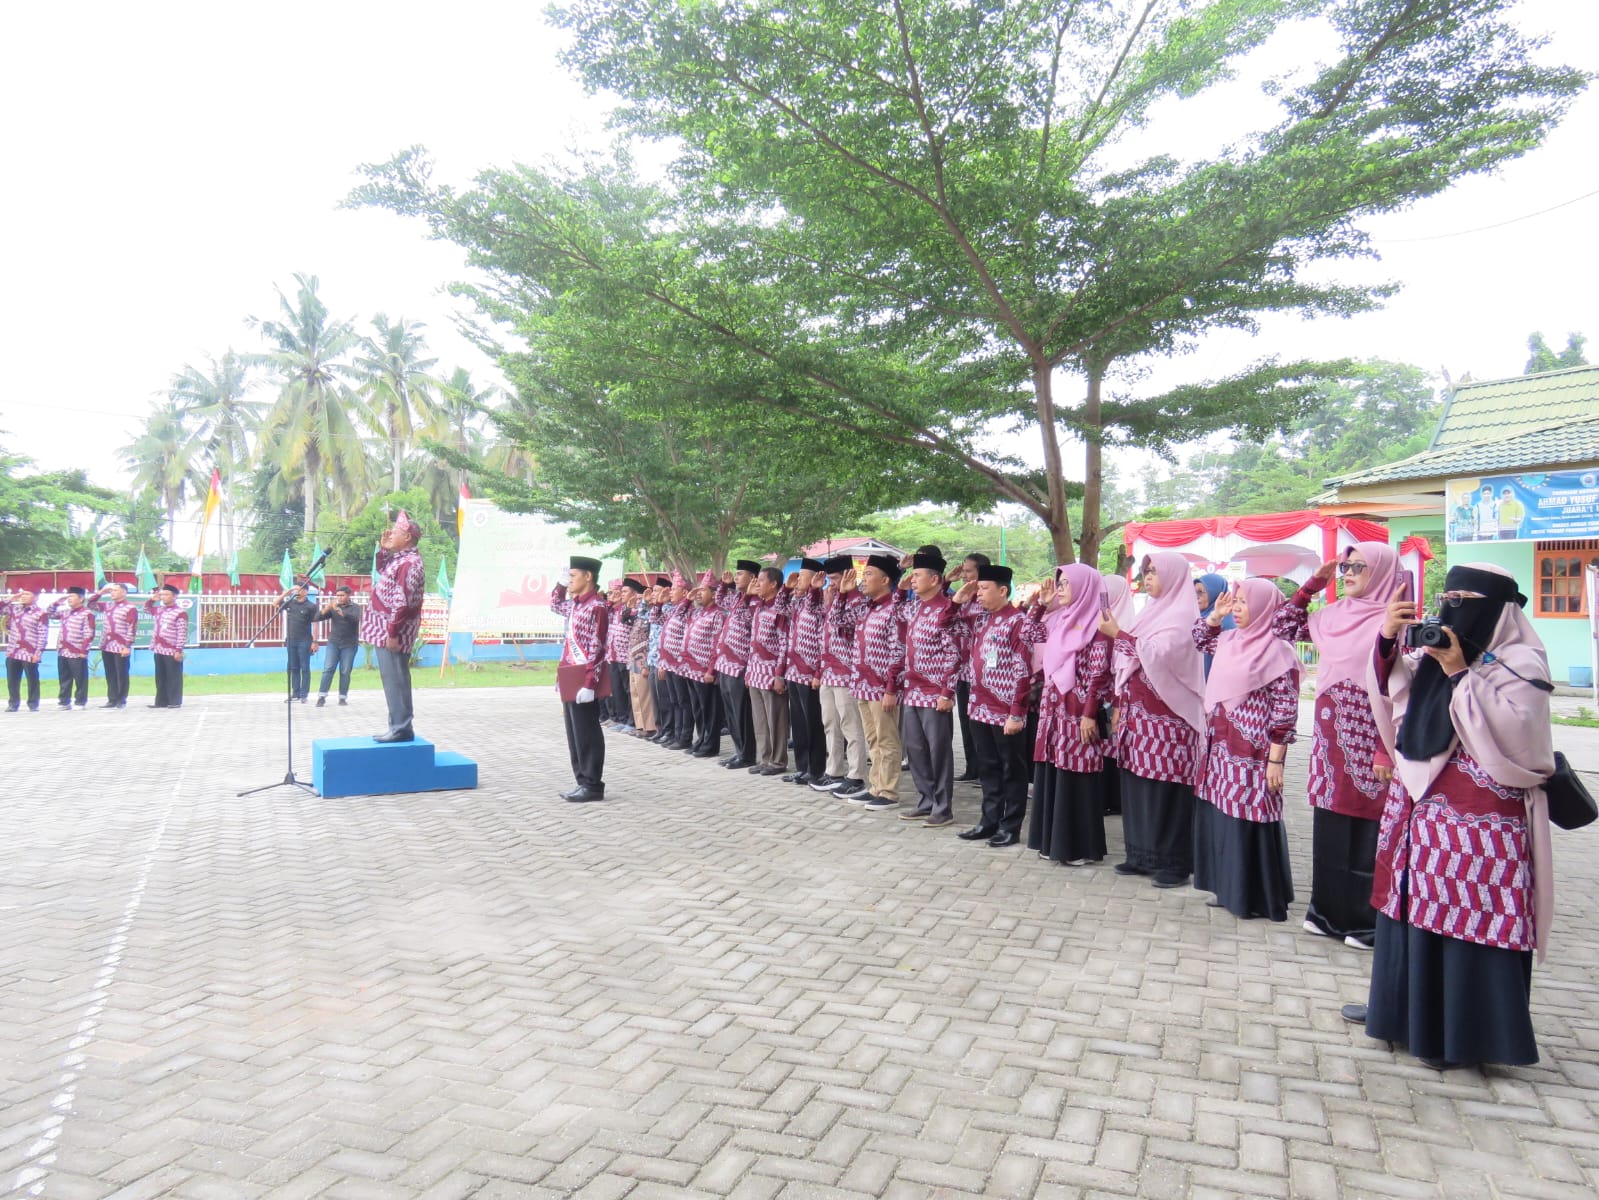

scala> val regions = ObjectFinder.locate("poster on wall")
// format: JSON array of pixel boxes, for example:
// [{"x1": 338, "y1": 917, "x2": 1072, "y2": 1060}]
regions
[
  {"x1": 449, "y1": 500, "x2": 622, "y2": 638},
  {"x1": 1445, "y1": 468, "x2": 1599, "y2": 544}
]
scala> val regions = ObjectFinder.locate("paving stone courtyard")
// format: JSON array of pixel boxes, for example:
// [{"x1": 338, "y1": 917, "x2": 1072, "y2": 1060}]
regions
[{"x1": 2, "y1": 686, "x2": 1597, "y2": 1200}]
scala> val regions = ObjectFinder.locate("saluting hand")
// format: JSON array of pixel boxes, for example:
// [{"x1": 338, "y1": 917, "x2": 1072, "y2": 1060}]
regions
[
  {"x1": 839, "y1": 569, "x2": 858, "y2": 594},
  {"x1": 1037, "y1": 578, "x2": 1056, "y2": 607},
  {"x1": 1209, "y1": 591, "x2": 1235, "y2": 625},
  {"x1": 1308, "y1": 559, "x2": 1338, "y2": 592},
  {"x1": 953, "y1": 581, "x2": 977, "y2": 605}
]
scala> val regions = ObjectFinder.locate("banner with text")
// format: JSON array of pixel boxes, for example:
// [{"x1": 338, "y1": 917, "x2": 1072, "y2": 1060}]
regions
[
  {"x1": 1446, "y1": 468, "x2": 1599, "y2": 544},
  {"x1": 449, "y1": 500, "x2": 622, "y2": 637}
]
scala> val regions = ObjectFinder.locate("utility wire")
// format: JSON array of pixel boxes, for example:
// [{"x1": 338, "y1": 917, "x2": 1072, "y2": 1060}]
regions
[{"x1": 1378, "y1": 187, "x2": 1599, "y2": 243}]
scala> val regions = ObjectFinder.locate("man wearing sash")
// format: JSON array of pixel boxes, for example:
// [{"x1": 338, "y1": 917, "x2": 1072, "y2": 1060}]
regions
[{"x1": 552, "y1": 554, "x2": 609, "y2": 802}]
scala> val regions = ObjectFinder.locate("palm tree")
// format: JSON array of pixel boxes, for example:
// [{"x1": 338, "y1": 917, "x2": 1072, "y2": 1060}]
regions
[
  {"x1": 168, "y1": 349, "x2": 265, "y2": 557},
  {"x1": 121, "y1": 402, "x2": 207, "y2": 545},
  {"x1": 250, "y1": 274, "x2": 369, "y2": 533},
  {"x1": 355, "y1": 314, "x2": 440, "y2": 492}
]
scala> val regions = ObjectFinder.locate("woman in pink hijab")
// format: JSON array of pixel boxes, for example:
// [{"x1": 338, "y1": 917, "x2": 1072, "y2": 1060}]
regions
[
  {"x1": 1191, "y1": 578, "x2": 1302, "y2": 921},
  {"x1": 1098, "y1": 552, "x2": 1206, "y2": 888},
  {"x1": 1345, "y1": 562, "x2": 1554, "y2": 1070},
  {"x1": 1028, "y1": 564, "x2": 1114, "y2": 866},
  {"x1": 1276, "y1": 542, "x2": 1406, "y2": 948}
]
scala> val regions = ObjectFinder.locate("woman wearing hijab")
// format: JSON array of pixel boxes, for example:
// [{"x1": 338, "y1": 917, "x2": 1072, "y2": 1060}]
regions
[
  {"x1": 1193, "y1": 574, "x2": 1234, "y2": 679},
  {"x1": 1099, "y1": 574, "x2": 1136, "y2": 817},
  {"x1": 1028, "y1": 564, "x2": 1114, "y2": 865},
  {"x1": 1099, "y1": 552, "x2": 1206, "y2": 888},
  {"x1": 1276, "y1": 542, "x2": 1406, "y2": 948},
  {"x1": 1347, "y1": 563, "x2": 1555, "y2": 1069},
  {"x1": 1191, "y1": 579, "x2": 1301, "y2": 921}
]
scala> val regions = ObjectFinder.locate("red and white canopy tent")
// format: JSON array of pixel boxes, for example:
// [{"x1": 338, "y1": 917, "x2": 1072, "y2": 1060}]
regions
[{"x1": 1122, "y1": 510, "x2": 1432, "y2": 591}]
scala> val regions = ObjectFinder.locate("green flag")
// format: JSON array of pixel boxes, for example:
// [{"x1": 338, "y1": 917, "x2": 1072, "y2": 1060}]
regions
[
  {"x1": 371, "y1": 541, "x2": 380, "y2": 577},
  {"x1": 436, "y1": 557, "x2": 453, "y2": 601},
  {"x1": 227, "y1": 550, "x2": 240, "y2": 588},
  {"x1": 92, "y1": 542, "x2": 107, "y2": 591},
  {"x1": 188, "y1": 558, "x2": 203, "y2": 594},
  {"x1": 134, "y1": 548, "x2": 156, "y2": 593},
  {"x1": 309, "y1": 540, "x2": 327, "y2": 587},
  {"x1": 279, "y1": 550, "x2": 295, "y2": 590}
]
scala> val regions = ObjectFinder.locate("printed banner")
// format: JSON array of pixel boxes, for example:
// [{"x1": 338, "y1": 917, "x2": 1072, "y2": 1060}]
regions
[
  {"x1": 1446, "y1": 469, "x2": 1599, "y2": 544},
  {"x1": 449, "y1": 500, "x2": 622, "y2": 637}
]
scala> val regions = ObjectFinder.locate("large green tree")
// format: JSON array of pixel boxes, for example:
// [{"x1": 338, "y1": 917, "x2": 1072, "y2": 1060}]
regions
[
  {"x1": 1525, "y1": 331, "x2": 1588, "y2": 374},
  {"x1": 251, "y1": 273, "x2": 372, "y2": 533},
  {"x1": 0, "y1": 444, "x2": 118, "y2": 566},
  {"x1": 120, "y1": 400, "x2": 207, "y2": 545},
  {"x1": 515, "y1": 0, "x2": 1580, "y2": 563},
  {"x1": 167, "y1": 348, "x2": 263, "y2": 557},
  {"x1": 356, "y1": 314, "x2": 441, "y2": 492}
]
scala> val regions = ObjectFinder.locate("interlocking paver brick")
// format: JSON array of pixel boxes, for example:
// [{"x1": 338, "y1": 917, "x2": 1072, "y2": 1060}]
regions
[{"x1": 0, "y1": 688, "x2": 1596, "y2": 1198}]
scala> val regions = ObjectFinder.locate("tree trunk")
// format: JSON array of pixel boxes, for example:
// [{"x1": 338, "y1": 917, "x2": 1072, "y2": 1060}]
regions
[
  {"x1": 1031, "y1": 359, "x2": 1075, "y2": 563},
  {"x1": 304, "y1": 446, "x2": 319, "y2": 534},
  {"x1": 1079, "y1": 366, "x2": 1106, "y2": 567},
  {"x1": 391, "y1": 397, "x2": 403, "y2": 492}
]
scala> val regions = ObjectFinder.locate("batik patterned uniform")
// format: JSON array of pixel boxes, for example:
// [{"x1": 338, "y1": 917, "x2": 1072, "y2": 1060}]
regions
[
  {"x1": 2, "y1": 602, "x2": 49, "y2": 663},
  {"x1": 49, "y1": 603, "x2": 98, "y2": 656},
  {"x1": 1191, "y1": 622, "x2": 1299, "y2": 822},
  {"x1": 552, "y1": 587, "x2": 608, "y2": 689},
  {"x1": 745, "y1": 594, "x2": 790, "y2": 691},
  {"x1": 962, "y1": 604, "x2": 1048, "y2": 725},
  {"x1": 834, "y1": 591, "x2": 907, "y2": 702},
  {"x1": 683, "y1": 605, "x2": 725, "y2": 680},
  {"x1": 787, "y1": 587, "x2": 827, "y2": 686},
  {"x1": 1033, "y1": 634, "x2": 1114, "y2": 774},
  {"x1": 91, "y1": 598, "x2": 139, "y2": 654},
  {"x1": 1372, "y1": 750, "x2": 1533, "y2": 953},
  {"x1": 819, "y1": 592, "x2": 857, "y2": 690},
  {"x1": 901, "y1": 593, "x2": 966, "y2": 708},
  {"x1": 714, "y1": 583, "x2": 754, "y2": 678},
  {"x1": 662, "y1": 601, "x2": 693, "y2": 678},
  {"x1": 145, "y1": 601, "x2": 189, "y2": 657},
  {"x1": 1111, "y1": 633, "x2": 1201, "y2": 786},
  {"x1": 361, "y1": 549, "x2": 425, "y2": 653},
  {"x1": 626, "y1": 608, "x2": 650, "y2": 672},
  {"x1": 606, "y1": 600, "x2": 633, "y2": 665}
]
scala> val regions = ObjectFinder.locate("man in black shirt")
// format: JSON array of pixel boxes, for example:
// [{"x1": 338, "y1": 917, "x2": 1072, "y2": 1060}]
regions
[
  {"x1": 278, "y1": 583, "x2": 321, "y2": 702},
  {"x1": 315, "y1": 585, "x2": 363, "y2": 706}
]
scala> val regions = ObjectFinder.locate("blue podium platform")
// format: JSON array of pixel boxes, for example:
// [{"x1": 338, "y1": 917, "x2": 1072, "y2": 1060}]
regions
[{"x1": 311, "y1": 735, "x2": 479, "y2": 798}]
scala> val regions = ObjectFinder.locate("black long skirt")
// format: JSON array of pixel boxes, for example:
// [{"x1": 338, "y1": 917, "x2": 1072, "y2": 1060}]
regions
[
  {"x1": 1102, "y1": 752, "x2": 1122, "y2": 815},
  {"x1": 1306, "y1": 808, "x2": 1379, "y2": 941},
  {"x1": 1028, "y1": 763, "x2": 1107, "y2": 864},
  {"x1": 1192, "y1": 800, "x2": 1295, "y2": 921},
  {"x1": 1119, "y1": 770, "x2": 1194, "y2": 877},
  {"x1": 1366, "y1": 912, "x2": 1537, "y2": 1066}
]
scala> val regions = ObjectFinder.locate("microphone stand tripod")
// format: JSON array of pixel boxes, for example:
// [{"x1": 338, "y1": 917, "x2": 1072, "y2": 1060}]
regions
[{"x1": 238, "y1": 547, "x2": 334, "y2": 798}]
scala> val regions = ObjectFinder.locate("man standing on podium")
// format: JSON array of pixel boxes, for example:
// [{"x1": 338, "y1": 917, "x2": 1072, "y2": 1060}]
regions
[
  {"x1": 552, "y1": 554, "x2": 609, "y2": 803},
  {"x1": 362, "y1": 511, "x2": 426, "y2": 743}
]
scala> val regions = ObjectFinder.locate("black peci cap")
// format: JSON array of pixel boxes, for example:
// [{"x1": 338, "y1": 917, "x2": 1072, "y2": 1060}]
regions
[
  {"x1": 976, "y1": 564, "x2": 1014, "y2": 587},
  {"x1": 799, "y1": 557, "x2": 825, "y2": 571},
  {"x1": 911, "y1": 553, "x2": 946, "y2": 573},
  {"x1": 570, "y1": 555, "x2": 603, "y2": 575},
  {"x1": 622, "y1": 578, "x2": 646, "y2": 594},
  {"x1": 735, "y1": 559, "x2": 762, "y2": 574},
  {"x1": 865, "y1": 554, "x2": 903, "y2": 580}
]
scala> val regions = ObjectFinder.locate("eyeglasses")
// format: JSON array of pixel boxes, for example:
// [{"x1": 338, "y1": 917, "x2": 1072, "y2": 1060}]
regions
[
  {"x1": 1438, "y1": 591, "x2": 1486, "y2": 607},
  {"x1": 1337, "y1": 562, "x2": 1366, "y2": 576}
]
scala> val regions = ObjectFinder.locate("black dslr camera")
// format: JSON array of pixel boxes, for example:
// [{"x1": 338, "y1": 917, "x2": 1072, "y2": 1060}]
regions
[{"x1": 1405, "y1": 616, "x2": 1449, "y2": 649}]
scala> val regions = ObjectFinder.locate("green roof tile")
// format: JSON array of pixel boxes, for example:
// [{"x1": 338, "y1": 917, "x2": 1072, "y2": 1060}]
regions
[
  {"x1": 1324, "y1": 412, "x2": 1599, "y2": 491},
  {"x1": 1431, "y1": 364, "x2": 1599, "y2": 449}
]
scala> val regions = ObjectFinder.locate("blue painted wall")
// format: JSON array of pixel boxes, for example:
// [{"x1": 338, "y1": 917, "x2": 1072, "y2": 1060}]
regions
[{"x1": 28, "y1": 641, "x2": 559, "y2": 681}]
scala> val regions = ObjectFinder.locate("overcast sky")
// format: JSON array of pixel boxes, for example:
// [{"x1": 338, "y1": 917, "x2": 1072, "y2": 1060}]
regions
[{"x1": 2, "y1": 0, "x2": 1596, "y2": 547}]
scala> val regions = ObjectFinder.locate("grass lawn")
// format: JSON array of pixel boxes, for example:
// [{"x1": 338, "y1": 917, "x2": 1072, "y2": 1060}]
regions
[{"x1": 126, "y1": 661, "x2": 558, "y2": 698}]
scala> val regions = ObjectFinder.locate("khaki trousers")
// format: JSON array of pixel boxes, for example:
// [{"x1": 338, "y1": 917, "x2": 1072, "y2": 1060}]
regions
[
  {"x1": 629, "y1": 668, "x2": 656, "y2": 733},
  {"x1": 749, "y1": 684, "x2": 790, "y2": 770},
  {"x1": 858, "y1": 699, "x2": 903, "y2": 801},
  {"x1": 821, "y1": 684, "x2": 869, "y2": 780}
]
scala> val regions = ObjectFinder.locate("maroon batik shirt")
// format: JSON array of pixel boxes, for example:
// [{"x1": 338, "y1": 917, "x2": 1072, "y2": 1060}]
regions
[
  {"x1": 960, "y1": 603, "x2": 1048, "y2": 725},
  {"x1": 360, "y1": 548, "x2": 426, "y2": 653},
  {"x1": 48, "y1": 601, "x2": 98, "y2": 658},
  {"x1": 819, "y1": 590, "x2": 857, "y2": 690},
  {"x1": 90, "y1": 597, "x2": 140, "y2": 655},
  {"x1": 713, "y1": 583, "x2": 754, "y2": 677},
  {"x1": 787, "y1": 587, "x2": 827, "y2": 686},
  {"x1": 832, "y1": 590, "x2": 908, "y2": 703},
  {"x1": 1192, "y1": 621, "x2": 1299, "y2": 823},
  {"x1": 1034, "y1": 633, "x2": 1115, "y2": 773},
  {"x1": 683, "y1": 603, "x2": 725, "y2": 680},
  {"x1": 552, "y1": 586, "x2": 608, "y2": 692},
  {"x1": 901, "y1": 592, "x2": 967, "y2": 709},
  {"x1": 606, "y1": 600, "x2": 633, "y2": 664},
  {"x1": 2, "y1": 602, "x2": 50, "y2": 663},
  {"x1": 745, "y1": 593, "x2": 790, "y2": 691},
  {"x1": 143, "y1": 600, "x2": 189, "y2": 658},
  {"x1": 661, "y1": 600, "x2": 693, "y2": 677}
]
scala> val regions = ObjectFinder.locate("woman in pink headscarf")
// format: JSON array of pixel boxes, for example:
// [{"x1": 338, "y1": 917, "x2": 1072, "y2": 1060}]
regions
[
  {"x1": 1098, "y1": 552, "x2": 1206, "y2": 888},
  {"x1": 1344, "y1": 563, "x2": 1554, "y2": 1070},
  {"x1": 1191, "y1": 578, "x2": 1302, "y2": 921},
  {"x1": 1276, "y1": 542, "x2": 1407, "y2": 948},
  {"x1": 1027, "y1": 564, "x2": 1114, "y2": 866}
]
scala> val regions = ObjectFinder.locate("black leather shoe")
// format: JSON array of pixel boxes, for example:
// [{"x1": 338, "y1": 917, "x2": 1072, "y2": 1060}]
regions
[
  {"x1": 1151, "y1": 871, "x2": 1190, "y2": 889},
  {"x1": 558, "y1": 786, "x2": 581, "y2": 799},
  {"x1": 987, "y1": 831, "x2": 1021, "y2": 847},
  {"x1": 372, "y1": 729, "x2": 414, "y2": 743},
  {"x1": 565, "y1": 787, "x2": 606, "y2": 803},
  {"x1": 954, "y1": 770, "x2": 979, "y2": 782},
  {"x1": 692, "y1": 748, "x2": 719, "y2": 758},
  {"x1": 957, "y1": 825, "x2": 997, "y2": 841},
  {"x1": 316, "y1": 696, "x2": 326, "y2": 707},
  {"x1": 1340, "y1": 1003, "x2": 1368, "y2": 1025},
  {"x1": 756, "y1": 765, "x2": 785, "y2": 776},
  {"x1": 1113, "y1": 861, "x2": 1147, "y2": 876}
]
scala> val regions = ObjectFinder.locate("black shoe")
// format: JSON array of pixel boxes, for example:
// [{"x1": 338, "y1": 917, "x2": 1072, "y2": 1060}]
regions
[
  {"x1": 1340, "y1": 1003, "x2": 1369, "y2": 1025},
  {"x1": 316, "y1": 696, "x2": 327, "y2": 707},
  {"x1": 101, "y1": 702, "x2": 117, "y2": 708},
  {"x1": 756, "y1": 765, "x2": 785, "y2": 776},
  {"x1": 809, "y1": 775, "x2": 841, "y2": 792},
  {"x1": 1206, "y1": 897, "x2": 1226, "y2": 908},
  {"x1": 338, "y1": 697, "x2": 348, "y2": 706},
  {"x1": 372, "y1": 729, "x2": 414, "y2": 743},
  {"x1": 691, "y1": 748, "x2": 719, "y2": 758},
  {"x1": 1151, "y1": 871, "x2": 1190, "y2": 889},
  {"x1": 1113, "y1": 862, "x2": 1148, "y2": 876},
  {"x1": 987, "y1": 831, "x2": 1021, "y2": 847},
  {"x1": 957, "y1": 825, "x2": 998, "y2": 841},
  {"x1": 953, "y1": 770, "x2": 979, "y2": 782},
  {"x1": 1416, "y1": 1056, "x2": 1462, "y2": 1070},
  {"x1": 146, "y1": 704, "x2": 165, "y2": 709},
  {"x1": 58, "y1": 703, "x2": 72, "y2": 709},
  {"x1": 4, "y1": 706, "x2": 17, "y2": 713},
  {"x1": 565, "y1": 787, "x2": 606, "y2": 803},
  {"x1": 558, "y1": 786, "x2": 582, "y2": 800},
  {"x1": 834, "y1": 780, "x2": 869, "y2": 799}
]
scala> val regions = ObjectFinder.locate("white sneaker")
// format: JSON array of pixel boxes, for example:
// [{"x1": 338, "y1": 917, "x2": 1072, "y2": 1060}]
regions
[{"x1": 1303, "y1": 919, "x2": 1326, "y2": 937}]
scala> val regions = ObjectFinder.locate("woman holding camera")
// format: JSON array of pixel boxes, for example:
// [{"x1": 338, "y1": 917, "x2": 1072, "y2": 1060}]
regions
[
  {"x1": 1278, "y1": 542, "x2": 1407, "y2": 949},
  {"x1": 1349, "y1": 563, "x2": 1555, "y2": 1069}
]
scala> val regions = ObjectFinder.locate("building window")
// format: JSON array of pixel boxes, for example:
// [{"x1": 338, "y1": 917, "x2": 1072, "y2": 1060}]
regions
[{"x1": 1534, "y1": 540, "x2": 1599, "y2": 618}]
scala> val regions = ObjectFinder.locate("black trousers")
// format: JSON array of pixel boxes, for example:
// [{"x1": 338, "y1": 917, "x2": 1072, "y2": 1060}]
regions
[
  {"x1": 670, "y1": 673, "x2": 696, "y2": 743},
  {"x1": 152, "y1": 654, "x2": 183, "y2": 708},
  {"x1": 6, "y1": 657, "x2": 40, "y2": 709},
  {"x1": 57, "y1": 654, "x2": 89, "y2": 706},
  {"x1": 970, "y1": 719, "x2": 1029, "y2": 835},
  {"x1": 955, "y1": 680, "x2": 977, "y2": 774},
  {"x1": 786, "y1": 681, "x2": 827, "y2": 777},
  {"x1": 563, "y1": 698, "x2": 605, "y2": 791},
  {"x1": 718, "y1": 671, "x2": 754, "y2": 763},
  {"x1": 609, "y1": 663, "x2": 634, "y2": 726},
  {"x1": 691, "y1": 677, "x2": 723, "y2": 754},
  {"x1": 103, "y1": 650, "x2": 131, "y2": 705}
]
